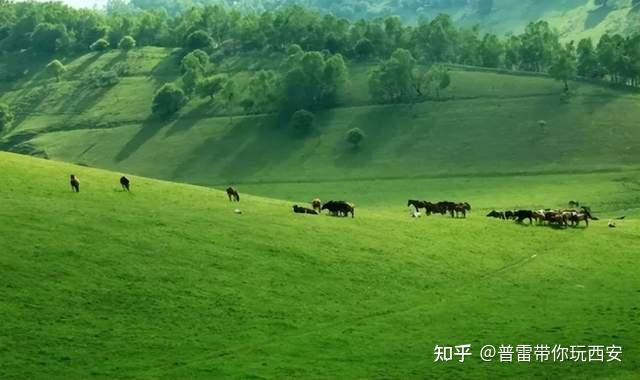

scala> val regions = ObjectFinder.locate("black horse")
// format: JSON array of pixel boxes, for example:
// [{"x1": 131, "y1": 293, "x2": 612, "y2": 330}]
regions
[
  {"x1": 226, "y1": 187, "x2": 240, "y2": 202},
  {"x1": 120, "y1": 176, "x2": 130, "y2": 192},
  {"x1": 322, "y1": 200, "x2": 355, "y2": 218},
  {"x1": 486, "y1": 210, "x2": 505, "y2": 219}
]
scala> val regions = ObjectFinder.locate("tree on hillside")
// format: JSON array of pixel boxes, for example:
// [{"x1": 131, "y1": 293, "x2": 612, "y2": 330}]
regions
[
  {"x1": 118, "y1": 35, "x2": 136, "y2": 50},
  {"x1": 219, "y1": 79, "x2": 236, "y2": 122},
  {"x1": 186, "y1": 30, "x2": 214, "y2": 51},
  {"x1": 0, "y1": 103, "x2": 14, "y2": 132},
  {"x1": 346, "y1": 128, "x2": 365, "y2": 149},
  {"x1": 368, "y1": 48, "x2": 416, "y2": 103},
  {"x1": 479, "y1": 33, "x2": 503, "y2": 68},
  {"x1": 518, "y1": 21, "x2": 560, "y2": 72},
  {"x1": 419, "y1": 65, "x2": 451, "y2": 98},
  {"x1": 90, "y1": 38, "x2": 110, "y2": 51},
  {"x1": 244, "y1": 70, "x2": 279, "y2": 113},
  {"x1": 290, "y1": 109, "x2": 315, "y2": 135},
  {"x1": 196, "y1": 75, "x2": 225, "y2": 101},
  {"x1": 180, "y1": 49, "x2": 209, "y2": 95},
  {"x1": 549, "y1": 42, "x2": 577, "y2": 92},
  {"x1": 32, "y1": 23, "x2": 70, "y2": 54},
  {"x1": 355, "y1": 38, "x2": 375, "y2": 59},
  {"x1": 576, "y1": 38, "x2": 603, "y2": 78},
  {"x1": 152, "y1": 83, "x2": 186, "y2": 117},
  {"x1": 46, "y1": 60, "x2": 66, "y2": 82}
]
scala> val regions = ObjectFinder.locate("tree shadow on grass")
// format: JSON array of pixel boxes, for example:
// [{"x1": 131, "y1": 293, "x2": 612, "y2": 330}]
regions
[
  {"x1": 170, "y1": 114, "x2": 307, "y2": 183},
  {"x1": 115, "y1": 115, "x2": 169, "y2": 162}
]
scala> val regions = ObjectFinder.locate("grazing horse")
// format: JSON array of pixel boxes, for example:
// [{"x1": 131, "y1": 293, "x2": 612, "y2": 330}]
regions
[
  {"x1": 570, "y1": 207, "x2": 598, "y2": 227},
  {"x1": 120, "y1": 176, "x2": 130, "y2": 192},
  {"x1": 545, "y1": 211, "x2": 569, "y2": 227},
  {"x1": 70, "y1": 175, "x2": 80, "y2": 193},
  {"x1": 514, "y1": 210, "x2": 534, "y2": 224},
  {"x1": 407, "y1": 200, "x2": 428, "y2": 213},
  {"x1": 311, "y1": 198, "x2": 322, "y2": 213},
  {"x1": 504, "y1": 210, "x2": 516, "y2": 220},
  {"x1": 451, "y1": 202, "x2": 471, "y2": 218},
  {"x1": 322, "y1": 200, "x2": 355, "y2": 218},
  {"x1": 486, "y1": 210, "x2": 505, "y2": 219},
  {"x1": 226, "y1": 187, "x2": 240, "y2": 202},
  {"x1": 293, "y1": 205, "x2": 318, "y2": 215}
]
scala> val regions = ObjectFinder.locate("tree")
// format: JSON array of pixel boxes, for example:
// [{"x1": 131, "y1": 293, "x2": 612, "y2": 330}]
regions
[
  {"x1": 32, "y1": 23, "x2": 70, "y2": 54},
  {"x1": 118, "y1": 35, "x2": 136, "y2": 50},
  {"x1": 181, "y1": 49, "x2": 208, "y2": 73},
  {"x1": 186, "y1": 30, "x2": 214, "y2": 51},
  {"x1": 368, "y1": 48, "x2": 416, "y2": 103},
  {"x1": 90, "y1": 38, "x2": 110, "y2": 51},
  {"x1": 346, "y1": 128, "x2": 365, "y2": 148},
  {"x1": 576, "y1": 38, "x2": 602, "y2": 78},
  {"x1": 196, "y1": 75, "x2": 225, "y2": 101},
  {"x1": 354, "y1": 38, "x2": 375, "y2": 59},
  {"x1": 479, "y1": 33, "x2": 503, "y2": 68},
  {"x1": 46, "y1": 60, "x2": 66, "y2": 82},
  {"x1": 219, "y1": 79, "x2": 236, "y2": 121},
  {"x1": 290, "y1": 109, "x2": 315, "y2": 135},
  {"x1": 152, "y1": 83, "x2": 186, "y2": 117},
  {"x1": 0, "y1": 103, "x2": 14, "y2": 132},
  {"x1": 419, "y1": 65, "x2": 451, "y2": 98},
  {"x1": 549, "y1": 42, "x2": 577, "y2": 92}
]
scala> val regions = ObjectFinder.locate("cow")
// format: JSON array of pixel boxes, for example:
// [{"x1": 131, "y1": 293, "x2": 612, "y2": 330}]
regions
[
  {"x1": 70, "y1": 175, "x2": 80, "y2": 193},
  {"x1": 293, "y1": 205, "x2": 319, "y2": 215},
  {"x1": 120, "y1": 176, "x2": 130, "y2": 192},
  {"x1": 514, "y1": 210, "x2": 534, "y2": 224}
]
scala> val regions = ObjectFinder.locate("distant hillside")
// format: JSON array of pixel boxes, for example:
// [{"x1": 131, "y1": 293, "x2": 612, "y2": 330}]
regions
[{"x1": 2, "y1": 48, "x2": 640, "y2": 187}]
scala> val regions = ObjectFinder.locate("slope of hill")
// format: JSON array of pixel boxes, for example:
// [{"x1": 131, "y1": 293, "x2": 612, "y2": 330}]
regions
[
  {"x1": 2, "y1": 48, "x2": 640, "y2": 189},
  {"x1": 1, "y1": 151, "x2": 639, "y2": 378}
]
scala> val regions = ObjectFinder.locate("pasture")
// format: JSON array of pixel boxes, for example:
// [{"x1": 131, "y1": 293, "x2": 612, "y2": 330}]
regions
[{"x1": 1, "y1": 152, "x2": 639, "y2": 379}]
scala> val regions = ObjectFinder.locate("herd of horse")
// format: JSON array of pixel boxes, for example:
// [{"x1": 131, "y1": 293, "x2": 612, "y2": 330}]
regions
[
  {"x1": 226, "y1": 187, "x2": 600, "y2": 227},
  {"x1": 407, "y1": 200, "x2": 472, "y2": 218},
  {"x1": 487, "y1": 207, "x2": 598, "y2": 227}
]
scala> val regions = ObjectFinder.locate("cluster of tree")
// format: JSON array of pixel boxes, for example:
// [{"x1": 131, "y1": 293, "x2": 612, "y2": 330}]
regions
[
  {"x1": 2, "y1": 1, "x2": 639, "y2": 89},
  {"x1": 368, "y1": 48, "x2": 451, "y2": 103}
]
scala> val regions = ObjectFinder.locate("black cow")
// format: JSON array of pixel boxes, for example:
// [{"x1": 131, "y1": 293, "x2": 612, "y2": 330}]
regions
[{"x1": 293, "y1": 205, "x2": 318, "y2": 215}]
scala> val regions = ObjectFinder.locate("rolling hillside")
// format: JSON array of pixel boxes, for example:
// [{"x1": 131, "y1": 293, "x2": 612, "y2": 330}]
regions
[
  {"x1": 2, "y1": 48, "x2": 640, "y2": 191},
  {"x1": 1, "y1": 151, "x2": 639, "y2": 379}
]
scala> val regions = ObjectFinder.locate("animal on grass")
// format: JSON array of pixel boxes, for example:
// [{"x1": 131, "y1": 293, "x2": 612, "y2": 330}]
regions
[
  {"x1": 311, "y1": 198, "x2": 322, "y2": 212},
  {"x1": 120, "y1": 176, "x2": 130, "y2": 192},
  {"x1": 226, "y1": 187, "x2": 240, "y2": 202},
  {"x1": 322, "y1": 200, "x2": 355, "y2": 218},
  {"x1": 70, "y1": 175, "x2": 80, "y2": 193},
  {"x1": 486, "y1": 210, "x2": 505, "y2": 219},
  {"x1": 293, "y1": 205, "x2": 319, "y2": 215}
]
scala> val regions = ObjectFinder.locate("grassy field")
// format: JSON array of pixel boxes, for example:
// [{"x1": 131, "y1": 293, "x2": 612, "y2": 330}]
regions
[{"x1": 1, "y1": 152, "x2": 639, "y2": 379}]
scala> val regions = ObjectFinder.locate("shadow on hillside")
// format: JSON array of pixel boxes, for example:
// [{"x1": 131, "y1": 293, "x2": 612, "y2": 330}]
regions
[
  {"x1": 164, "y1": 102, "x2": 217, "y2": 136},
  {"x1": 170, "y1": 114, "x2": 303, "y2": 182},
  {"x1": 585, "y1": 5, "x2": 613, "y2": 29},
  {"x1": 59, "y1": 52, "x2": 128, "y2": 114},
  {"x1": 115, "y1": 116, "x2": 167, "y2": 162},
  {"x1": 149, "y1": 50, "x2": 182, "y2": 88},
  {"x1": 68, "y1": 52, "x2": 102, "y2": 77}
]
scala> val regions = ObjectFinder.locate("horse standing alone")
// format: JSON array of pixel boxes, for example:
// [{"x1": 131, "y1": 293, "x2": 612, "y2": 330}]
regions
[
  {"x1": 70, "y1": 175, "x2": 80, "y2": 193},
  {"x1": 120, "y1": 176, "x2": 130, "y2": 192},
  {"x1": 226, "y1": 187, "x2": 240, "y2": 202}
]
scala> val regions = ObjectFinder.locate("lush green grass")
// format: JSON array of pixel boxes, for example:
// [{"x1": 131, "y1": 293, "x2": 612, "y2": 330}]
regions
[{"x1": 1, "y1": 152, "x2": 639, "y2": 379}]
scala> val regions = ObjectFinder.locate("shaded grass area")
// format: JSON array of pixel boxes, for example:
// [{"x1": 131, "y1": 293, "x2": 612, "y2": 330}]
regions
[{"x1": 0, "y1": 152, "x2": 639, "y2": 379}]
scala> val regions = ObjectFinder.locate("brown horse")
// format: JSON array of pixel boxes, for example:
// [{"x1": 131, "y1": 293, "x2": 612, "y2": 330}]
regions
[
  {"x1": 311, "y1": 198, "x2": 322, "y2": 212},
  {"x1": 70, "y1": 175, "x2": 80, "y2": 193},
  {"x1": 451, "y1": 202, "x2": 471, "y2": 218},
  {"x1": 226, "y1": 187, "x2": 240, "y2": 202}
]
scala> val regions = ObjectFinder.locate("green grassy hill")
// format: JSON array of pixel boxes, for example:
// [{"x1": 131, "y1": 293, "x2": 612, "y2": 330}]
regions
[
  {"x1": 1, "y1": 151, "x2": 639, "y2": 379},
  {"x1": 2, "y1": 48, "x2": 640, "y2": 191}
]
